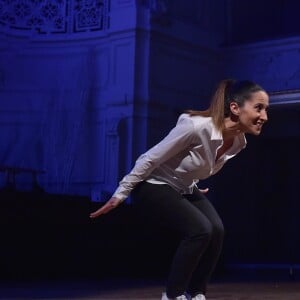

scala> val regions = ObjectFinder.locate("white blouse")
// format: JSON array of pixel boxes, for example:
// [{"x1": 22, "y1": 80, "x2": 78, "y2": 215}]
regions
[{"x1": 112, "y1": 113, "x2": 247, "y2": 201}]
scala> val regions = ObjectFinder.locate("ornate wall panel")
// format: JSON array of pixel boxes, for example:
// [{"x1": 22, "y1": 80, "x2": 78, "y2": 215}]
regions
[
  {"x1": 0, "y1": 34, "x2": 136, "y2": 196},
  {"x1": 0, "y1": 0, "x2": 110, "y2": 37}
]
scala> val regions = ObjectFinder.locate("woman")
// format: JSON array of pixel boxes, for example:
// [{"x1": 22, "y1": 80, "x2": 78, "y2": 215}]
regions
[{"x1": 90, "y1": 79, "x2": 269, "y2": 300}]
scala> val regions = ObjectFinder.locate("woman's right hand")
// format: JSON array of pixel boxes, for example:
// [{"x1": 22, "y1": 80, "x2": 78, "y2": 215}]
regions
[{"x1": 89, "y1": 197, "x2": 122, "y2": 219}]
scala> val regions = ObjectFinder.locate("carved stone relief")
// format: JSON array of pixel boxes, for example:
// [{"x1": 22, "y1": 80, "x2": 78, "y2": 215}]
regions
[{"x1": 0, "y1": 0, "x2": 110, "y2": 36}]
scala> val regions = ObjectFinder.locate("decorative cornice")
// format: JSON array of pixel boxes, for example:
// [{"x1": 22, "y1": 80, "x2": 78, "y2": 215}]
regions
[{"x1": 269, "y1": 90, "x2": 300, "y2": 105}]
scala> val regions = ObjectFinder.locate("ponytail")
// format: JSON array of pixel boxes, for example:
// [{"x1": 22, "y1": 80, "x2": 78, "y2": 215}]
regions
[
  {"x1": 186, "y1": 79, "x2": 265, "y2": 132},
  {"x1": 186, "y1": 79, "x2": 235, "y2": 131}
]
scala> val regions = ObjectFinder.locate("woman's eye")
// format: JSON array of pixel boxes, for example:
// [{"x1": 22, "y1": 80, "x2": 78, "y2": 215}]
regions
[
  {"x1": 255, "y1": 104, "x2": 266, "y2": 112},
  {"x1": 256, "y1": 106, "x2": 262, "y2": 111}
]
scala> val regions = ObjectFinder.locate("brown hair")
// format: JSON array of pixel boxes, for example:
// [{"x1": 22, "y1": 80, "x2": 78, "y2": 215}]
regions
[{"x1": 186, "y1": 79, "x2": 266, "y2": 131}]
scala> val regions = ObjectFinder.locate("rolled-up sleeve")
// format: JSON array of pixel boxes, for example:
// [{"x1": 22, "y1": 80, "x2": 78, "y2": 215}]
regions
[{"x1": 112, "y1": 115, "x2": 197, "y2": 201}]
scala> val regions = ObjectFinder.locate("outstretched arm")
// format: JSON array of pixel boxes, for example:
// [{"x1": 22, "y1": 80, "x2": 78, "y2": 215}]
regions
[{"x1": 90, "y1": 114, "x2": 198, "y2": 219}]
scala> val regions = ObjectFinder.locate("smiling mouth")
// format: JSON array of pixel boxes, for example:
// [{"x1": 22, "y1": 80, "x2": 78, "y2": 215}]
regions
[{"x1": 256, "y1": 121, "x2": 264, "y2": 129}]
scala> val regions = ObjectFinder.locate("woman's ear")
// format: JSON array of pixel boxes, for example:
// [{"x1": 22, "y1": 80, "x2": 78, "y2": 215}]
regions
[{"x1": 229, "y1": 101, "x2": 240, "y2": 116}]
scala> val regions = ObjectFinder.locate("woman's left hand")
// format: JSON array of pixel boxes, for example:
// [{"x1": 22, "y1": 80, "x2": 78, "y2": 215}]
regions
[{"x1": 89, "y1": 197, "x2": 122, "y2": 219}]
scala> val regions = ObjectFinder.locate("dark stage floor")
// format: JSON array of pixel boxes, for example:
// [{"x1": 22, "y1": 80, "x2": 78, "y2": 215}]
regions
[
  {"x1": 1, "y1": 189, "x2": 299, "y2": 299},
  {"x1": 0, "y1": 278, "x2": 300, "y2": 299}
]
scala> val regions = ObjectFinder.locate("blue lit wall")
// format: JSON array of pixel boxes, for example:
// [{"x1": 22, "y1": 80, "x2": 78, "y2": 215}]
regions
[
  {"x1": 0, "y1": 0, "x2": 299, "y2": 202},
  {"x1": 0, "y1": 0, "x2": 227, "y2": 198},
  {"x1": 0, "y1": 0, "x2": 137, "y2": 197}
]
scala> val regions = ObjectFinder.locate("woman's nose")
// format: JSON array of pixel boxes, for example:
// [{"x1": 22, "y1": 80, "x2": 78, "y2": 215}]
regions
[{"x1": 261, "y1": 110, "x2": 268, "y2": 122}]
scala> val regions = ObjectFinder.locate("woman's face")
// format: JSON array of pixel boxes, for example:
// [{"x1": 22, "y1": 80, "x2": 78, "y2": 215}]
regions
[{"x1": 235, "y1": 91, "x2": 269, "y2": 135}]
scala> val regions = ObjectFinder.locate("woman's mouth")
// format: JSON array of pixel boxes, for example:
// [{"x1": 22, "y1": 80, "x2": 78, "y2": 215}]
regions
[{"x1": 256, "y1": 121, "x2": 264, "y2": 130}]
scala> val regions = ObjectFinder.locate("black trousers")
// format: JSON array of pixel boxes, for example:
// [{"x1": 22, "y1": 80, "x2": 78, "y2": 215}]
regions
[{"x1": 132, "y1": 181, "x2": 224, "y2": 298}]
